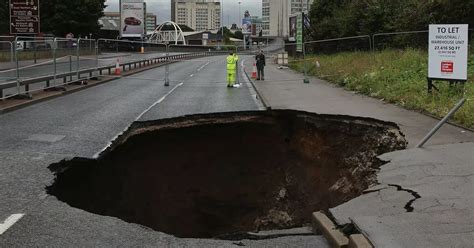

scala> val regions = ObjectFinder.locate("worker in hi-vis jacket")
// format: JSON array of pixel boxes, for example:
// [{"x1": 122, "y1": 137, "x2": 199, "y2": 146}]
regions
[{"x1": 226, "y1": 52, "x2": 239, "y2": 87}]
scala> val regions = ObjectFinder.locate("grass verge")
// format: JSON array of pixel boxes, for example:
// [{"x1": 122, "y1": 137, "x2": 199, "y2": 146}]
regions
[{"x1": 290, "y1": 49, "x2": 474, "y2": 129}]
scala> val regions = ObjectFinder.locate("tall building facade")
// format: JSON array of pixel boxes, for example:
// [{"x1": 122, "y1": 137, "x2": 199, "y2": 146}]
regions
[
  {"x1": 262, "y1": 0, "x2": 313, "y2": 37},
  {"x1": 146, "y1": 13, "x2": 157, "y2": 33},
  {"x1": 171, "y1": 0, "x2": 221, "y2": 31}
]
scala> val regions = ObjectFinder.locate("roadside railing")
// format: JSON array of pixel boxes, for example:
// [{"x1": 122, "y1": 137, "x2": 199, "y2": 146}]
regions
[{"x1": 0, "y1": 38, "x2": 229, "y2": 100}]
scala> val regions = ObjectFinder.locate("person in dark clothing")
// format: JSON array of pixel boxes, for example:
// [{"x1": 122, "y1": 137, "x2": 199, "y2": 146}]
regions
[{"x1": 255, "y1": 50, "x2": 266, "y2": 81}]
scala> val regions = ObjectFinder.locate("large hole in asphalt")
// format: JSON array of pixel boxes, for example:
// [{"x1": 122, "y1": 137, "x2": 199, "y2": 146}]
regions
[{"x1": 47, "y1": 110, "x2": 406, "y2": 239}]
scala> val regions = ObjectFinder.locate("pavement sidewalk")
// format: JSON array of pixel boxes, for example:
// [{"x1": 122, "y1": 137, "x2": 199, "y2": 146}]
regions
[
  {"x1": 244, "y1": 59, "x2": 474, "y2": 247},
  {"x1": 244, "y1": 60, "x2": 474, "y2": 147}
]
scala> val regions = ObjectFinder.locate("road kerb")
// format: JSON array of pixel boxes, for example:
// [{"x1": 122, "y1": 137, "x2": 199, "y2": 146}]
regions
[
  {"x1": 242, "y1": 62, "x2": 271, "y2": 110},
  {"x1": 312, "y1": 211, "x2": 349, "y2": 248},
  {"x1": 349, "y1": 234, "x2": 373, "y2": 248}
]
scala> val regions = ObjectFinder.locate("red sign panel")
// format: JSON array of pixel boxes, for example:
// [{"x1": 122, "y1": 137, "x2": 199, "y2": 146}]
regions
[
  {"x1": 441, "y1": 61, "x2": 454, "y2": 73},
  {"x1": 10, "y1": 0, "x2": 40, "y2": 35}
]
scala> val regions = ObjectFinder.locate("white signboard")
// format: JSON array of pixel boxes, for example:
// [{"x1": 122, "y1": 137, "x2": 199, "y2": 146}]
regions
[
  {"x1": 120, "y1": 0, "x2": 145, "y2": 38},
  {"x1": 428, "y1": 24, "x2": 469, "y2": 80}
]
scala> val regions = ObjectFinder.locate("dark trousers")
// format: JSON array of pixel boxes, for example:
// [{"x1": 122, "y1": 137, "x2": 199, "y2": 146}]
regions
[{"x1": 257, "y1": 66, "x2": 265, "y2": 80}]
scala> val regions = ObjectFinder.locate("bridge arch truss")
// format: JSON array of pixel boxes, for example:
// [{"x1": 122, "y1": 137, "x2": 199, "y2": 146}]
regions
[{"x1": 149, "y1": 21, "x2": 186, "y2": 45}]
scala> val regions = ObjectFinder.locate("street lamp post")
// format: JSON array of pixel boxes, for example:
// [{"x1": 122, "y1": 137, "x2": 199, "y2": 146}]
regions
[
  {"x1": 221, "y1": 0, "x2": 224, "y2": 37},
  {"x1": 239, "y1": 1, "x2": 241, "y2": 27}
]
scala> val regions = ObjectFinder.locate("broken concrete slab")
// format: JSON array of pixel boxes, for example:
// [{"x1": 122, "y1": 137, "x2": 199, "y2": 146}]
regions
[
  {"x1": 349, "y1": 234, "x2": 373, "y2": 248},
  {"x1": 312, "y1": 211, "x2": 349, "y2": 248},
  {"x1": 330, "y1": 186, "x2": 413, "y2": 225},
  {"x1": 330, "y1": 142, "x2": 474, "y2": 248}
]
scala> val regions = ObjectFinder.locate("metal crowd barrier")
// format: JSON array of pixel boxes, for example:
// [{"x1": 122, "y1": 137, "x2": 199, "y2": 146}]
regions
[{"x1": 0, "y1": 40, "x2": 229, "y2": 100}]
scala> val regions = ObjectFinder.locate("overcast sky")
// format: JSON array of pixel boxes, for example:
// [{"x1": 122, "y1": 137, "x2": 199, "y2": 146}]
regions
[{"x1": 105, "y1": 0, "x2": 262, "y2": 26}]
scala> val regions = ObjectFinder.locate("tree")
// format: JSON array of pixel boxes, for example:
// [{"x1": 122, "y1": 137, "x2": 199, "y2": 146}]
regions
[
  {"x1": 308, "y1": 0, "x2": 474, "y2": 41},
  {"x1": 0, "y1": 0, "x2": 10, "y2": 35},
  {"x1": 40, "y1": 0, "x2": 106, "y2": 37},
  {"x1": 429, "y1": 0, "x2": 474, "y2": 27},
  {"x1": 234, "y1": 31, "x2": 243, "y2": 40},
  {"x1": 1, "y1": 0, "x2": 105, "y2": 36}
]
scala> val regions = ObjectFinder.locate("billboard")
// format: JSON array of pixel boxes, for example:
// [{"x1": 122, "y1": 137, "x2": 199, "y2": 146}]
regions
[
  {"x1": 10, "y1": 0, "x2": 40, "y2": 35},
  {"x1": 242, "y1": 18, "x2": 252, "y2": 34},
  {"x1": 428, "y1": 24, "x2": 469, "y2": 81},
  {"x1": 120, "y1": 0, "x2": 145, "y2": 38},
  {"x1": 289, "y1": 15, "x2": 297, "y2": 42}
]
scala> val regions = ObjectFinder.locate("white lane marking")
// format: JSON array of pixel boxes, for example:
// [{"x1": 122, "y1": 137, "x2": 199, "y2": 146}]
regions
[
  {"x1": 92, "y1": 82, "x2": 184, "y2": 159},
  {"x1": 189, "y1": 74, "x2": 194, "y2": 77},
  {"x1": 197, "y1": 61, "x2": 210, "y2": 72},
  {"x1": 135, "y1": 82, "x2": 184, "y2": 121},
  {"x1": 92, "y1": 57, "x2": 221, "y2": 158},
  {"x1": 0, "y1": 214, "x2": 24, "y2": 235}
]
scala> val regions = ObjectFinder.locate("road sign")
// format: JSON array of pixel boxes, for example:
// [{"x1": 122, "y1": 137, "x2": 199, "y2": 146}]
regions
[
  {"x1": 10, "y1": 0, "x2": 40, "y2": 35},
  {"x1": 428, "y1": 24, "x2": 469, "y2": 81},
  {"x1": 296, "y1": 13, "x2": 303, "y2": 52}
]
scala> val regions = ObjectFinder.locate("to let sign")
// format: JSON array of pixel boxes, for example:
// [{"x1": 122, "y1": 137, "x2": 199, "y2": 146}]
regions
[
  {"x1": 10, "y1": 0, "x2": 40, "y2": 35},
  {"x1": 428, "y1": 24, "x2": 469, "y2": 81}
]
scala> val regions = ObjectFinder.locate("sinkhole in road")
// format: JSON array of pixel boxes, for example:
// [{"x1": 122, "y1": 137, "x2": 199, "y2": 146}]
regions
[{"x1": 47, "y1": 110, "x2": 406, "y2": 239}]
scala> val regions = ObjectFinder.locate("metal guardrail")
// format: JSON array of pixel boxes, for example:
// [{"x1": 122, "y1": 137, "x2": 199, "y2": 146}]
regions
[{"x1": 0, "y1": 50, "x2": 228, "y2": 99}]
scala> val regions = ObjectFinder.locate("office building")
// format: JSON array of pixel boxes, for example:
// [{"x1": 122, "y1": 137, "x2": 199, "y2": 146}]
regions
[
  {"x1": 171, "y1": 0, "x2": 221, "y2": 31},
  {"x1": 146, "y1": 13, "x2": 157, "y2": 32},
  {"x1": 262, "y1": 0, "x2": 313, "y2": 37}
]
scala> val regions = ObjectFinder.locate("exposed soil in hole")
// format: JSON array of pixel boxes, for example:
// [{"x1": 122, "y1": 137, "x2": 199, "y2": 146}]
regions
[{"x1": 47, "y1": 110, "x2": 406, "y2": 239}]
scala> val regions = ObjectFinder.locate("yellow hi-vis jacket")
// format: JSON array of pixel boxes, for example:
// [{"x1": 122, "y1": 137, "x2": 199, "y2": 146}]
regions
[{"x1": 227, "y1": 54, "x2": 238, "y2": 71}]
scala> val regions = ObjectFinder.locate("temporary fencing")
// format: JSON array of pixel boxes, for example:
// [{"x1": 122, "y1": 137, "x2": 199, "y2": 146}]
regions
[
  {"x1": 0, "y1": 38, "x2": 187, "y2": 100},
  {"x1": 372, "y1": 31, "x2": 429, "y2": 51},
  {"x1": 0, "y1": 41, "x2": 13, "y2": 63}
]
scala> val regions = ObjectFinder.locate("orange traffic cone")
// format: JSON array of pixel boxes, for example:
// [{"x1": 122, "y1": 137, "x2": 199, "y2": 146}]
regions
[
  {"x1": 115, "y1": 59, "x2": 121, "y2": 75},
  {"x1": 251, "y1": 63, "x2": 257, "y2": 79}
]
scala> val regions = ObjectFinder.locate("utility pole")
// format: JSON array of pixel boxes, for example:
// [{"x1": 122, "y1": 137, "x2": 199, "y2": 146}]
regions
[
  {"x1": 221, "y1": 0, "x2": 224, "y2": 36},
  {"x1": 239, "y1": 1, "x2": 241, "y2": 27}
]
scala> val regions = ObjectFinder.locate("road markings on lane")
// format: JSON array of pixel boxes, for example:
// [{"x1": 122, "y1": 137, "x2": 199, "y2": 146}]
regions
[
  {"x1": 93, "y1": 82, "x2": 184, "y2": 159},
  {"x1": 92, "y1": 57, "x2": 220, "y2": 159},
  {"x1": 135, "y1": 82, "x2": 184, "y2": 122},
  {"x1": 197, "y1": 61, "x2": 210, "y2": 72},
  {"x1": 0, "y1": 214, "x2": 24, "y2": 235}
]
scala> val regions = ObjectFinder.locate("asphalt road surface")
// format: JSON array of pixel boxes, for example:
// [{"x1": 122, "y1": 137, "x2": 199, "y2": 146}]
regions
[{"x1": 0, "y1": 55, "x2": 329, "y2": 247}]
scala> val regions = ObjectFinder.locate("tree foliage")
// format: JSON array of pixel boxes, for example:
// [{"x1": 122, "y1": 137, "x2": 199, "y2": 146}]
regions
[
  {"x1": 0, "y1": 0, "x2": 9, "y2": 35},
  {"x1": 0, "y1": 0, "x2": 106, "y2": 36},
  {"x1": 309, "y1": 0, "x2": 474, "y2": 40},
  {"x1": 41, "y1": 0, "x2": 106, "y2": 37}
]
